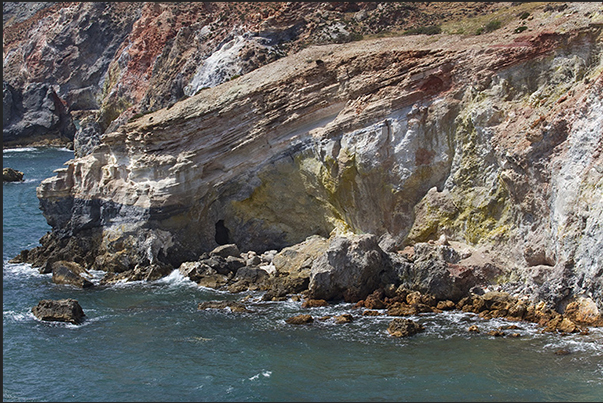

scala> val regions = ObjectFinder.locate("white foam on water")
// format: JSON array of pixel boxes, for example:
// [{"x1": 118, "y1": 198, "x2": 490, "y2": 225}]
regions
[
  {"x1": 3, "y1": 146, "x2": 73, "y2": 153},
  {"x1": 3, "y1": 310, "x2": 30, "y2": 323},
  {"x1": 86, "y1": 269, "x2": 106, "y2": 284},
  {"x1": 248, "y1": 370, "x2": 272, "y2": 381},
  {"x1": 3, "y1": 147, "x2": 38, "y2": 153},
  {"x1": 153, "y1": 269, "x2": 198, "y2": 288},
  {"x1": 2, "y1": 262, "x2": 49, "y2": 279}
]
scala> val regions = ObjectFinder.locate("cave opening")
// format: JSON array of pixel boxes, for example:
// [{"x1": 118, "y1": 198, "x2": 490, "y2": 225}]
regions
[{"x1": 215, "y1": 219, "x2": 230, "y2": 245}]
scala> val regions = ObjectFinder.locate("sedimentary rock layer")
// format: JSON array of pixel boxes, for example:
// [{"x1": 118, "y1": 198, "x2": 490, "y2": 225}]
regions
[{"x1": 22, "y1": 3, "x2": 603, "y2": 311}]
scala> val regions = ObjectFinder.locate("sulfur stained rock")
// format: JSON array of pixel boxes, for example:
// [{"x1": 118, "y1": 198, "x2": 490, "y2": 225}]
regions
[
  {"x1": 11, "y1": 2, "x2": 603, "y2": 317},
  {"x1": 562, "y1": 297, "x2": 603, "y2": 326}
]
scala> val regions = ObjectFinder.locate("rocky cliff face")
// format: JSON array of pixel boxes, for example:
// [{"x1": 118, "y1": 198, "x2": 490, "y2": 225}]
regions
[
  {"x1": 5, "y1": 3, "x2": 603, "y2": 312},
  {"x1": 3, "y1": 2, "x2": 506, "y2": 149}
]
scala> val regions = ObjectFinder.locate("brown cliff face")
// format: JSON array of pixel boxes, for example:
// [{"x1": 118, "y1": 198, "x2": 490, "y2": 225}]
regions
[{"x1": 5, "y1": 3, "x2": 603, "y2": 313}]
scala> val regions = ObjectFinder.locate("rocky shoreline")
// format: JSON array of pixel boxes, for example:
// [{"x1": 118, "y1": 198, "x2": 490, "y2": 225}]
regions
[{"x1": 24, "y1": 232, "x2": 603, "y2": 335}]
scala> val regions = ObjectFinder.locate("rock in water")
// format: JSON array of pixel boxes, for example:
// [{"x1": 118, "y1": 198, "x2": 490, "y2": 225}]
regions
[
  {"x1": 387, "y1": 318, "x2": 425, "y2": 337},
  {"x1": 3, "y1": 167, "x2": 24, "y2": 182},
  {"x1": 51, "y1": 261, "x2": 94, "y2": 288},
  {"x1": 32, "y1": 299, "x2": 86, "y2": 324},
  {"x1": 285, "y1": 314, "x2": 314, "y2": 325}
]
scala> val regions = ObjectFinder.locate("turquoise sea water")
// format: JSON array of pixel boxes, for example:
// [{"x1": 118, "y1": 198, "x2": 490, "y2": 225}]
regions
[{"x1": 3, "y1": 147, "x2": 603, "y2": 402}]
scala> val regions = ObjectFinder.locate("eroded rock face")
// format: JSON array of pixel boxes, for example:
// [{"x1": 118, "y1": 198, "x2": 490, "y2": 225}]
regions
[{"x1": 11, "y1": 3, "x2": 603, "y2": 313}]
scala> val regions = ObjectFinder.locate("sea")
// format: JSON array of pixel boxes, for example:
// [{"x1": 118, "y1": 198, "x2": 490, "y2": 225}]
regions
[{"x1": 3, "y1": 147, "x2": 603, "y2": 402}]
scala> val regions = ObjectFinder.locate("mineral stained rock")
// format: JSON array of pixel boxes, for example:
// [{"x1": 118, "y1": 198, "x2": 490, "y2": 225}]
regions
[{"x1": 6, "y1": 3, "x2": 603, "y2": 314}]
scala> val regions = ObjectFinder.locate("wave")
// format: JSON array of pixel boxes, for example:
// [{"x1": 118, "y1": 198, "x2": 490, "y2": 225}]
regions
[
  {"x1": 248, "y1": 370, "x2": 272, "y2": 381},
  {"x1": 3, "y1": 146, "x2": 73, "y2": 153},
  {"x1": 154, "y1": 269, "x2": 198, "y2": 287},
  {"x1": 2, "y1": 262, "x2": 49, "y2": 279},
  {"x1": 3, "y1": 147, "x2": 39, "y2": 153},
  {"x1": 3, "y1": 310, "x2": 31, "y2": 323}
]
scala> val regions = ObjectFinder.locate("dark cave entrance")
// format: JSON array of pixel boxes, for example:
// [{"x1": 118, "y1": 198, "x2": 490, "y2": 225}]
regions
[{"x1": 215, "y1": 219, "x2": 230, "y2": 245}]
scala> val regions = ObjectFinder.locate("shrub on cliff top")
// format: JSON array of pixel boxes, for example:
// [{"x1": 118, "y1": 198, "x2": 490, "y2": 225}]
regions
[
  {"x1": 476, "y1": 19, "x2": 501, "y2": 35},
  {"x1": 404, "y1": 25, "x2": 442, "y2": 36}
]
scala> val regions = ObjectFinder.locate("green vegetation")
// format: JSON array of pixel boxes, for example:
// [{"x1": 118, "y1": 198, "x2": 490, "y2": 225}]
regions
[
  {"x1": 350, "y1": 32, "x2": 364, "y2": 42},
  {"x1": 476, "y1": 19, "x2": 501, "y2": 35},
  {"x1": 440, "y1": 2, "x2": 544, "y2": 37},
  {"x1": 519, "y1": 11, "x2": 530, "y2": 20},
  {"x1": 514, "y1": 25, "x2": 528, "y2": 33},
  {"x1": 403, "y1": 25, "x2": 442, "y2": 36}
]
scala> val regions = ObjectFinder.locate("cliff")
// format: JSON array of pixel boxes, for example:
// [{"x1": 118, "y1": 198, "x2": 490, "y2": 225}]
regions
[
  {"x1": 3, "y1": 2, "x2": 508, "y2": 149},
  {"x1": 5, "y1": 3, "x2": 603, "y2": 313}
]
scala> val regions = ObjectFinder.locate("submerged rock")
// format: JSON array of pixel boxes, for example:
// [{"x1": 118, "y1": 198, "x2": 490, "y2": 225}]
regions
[{"x1": 32, "y1": 299, "x2": 85, "y2": 324}]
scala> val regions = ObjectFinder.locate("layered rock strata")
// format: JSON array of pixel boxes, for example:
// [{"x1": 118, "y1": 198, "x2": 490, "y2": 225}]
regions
[
  {"x1": 4, "y1": 2, "x2": 511, "y2": 150},
  {"x1": 11, "y1": 4, "x2": 603, "y2": 317}
]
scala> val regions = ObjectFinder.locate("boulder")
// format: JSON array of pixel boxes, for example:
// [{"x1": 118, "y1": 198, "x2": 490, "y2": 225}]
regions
[
  {"x1": 364, "y1": 289, "x2": 386, "y2": 309},
  {"x1": 400, "y1": 243, "x2": 482, "y2": 301},
  {"x1": 563, "y1": 297, "x2": 603, "y2": 326},
  {"x1": 227, "y1": 266, "x2": 270, "y2": 293},
  {"x1": 52, "y1": 261, "x2": 94, "y2": 288},
  {"x1": 285, "y1": 314, "x2": 314, "y2": 325},
  {"x1": 209, "y1": 244, "x2": 241, "y2": 259},
  {"x1": 3, "y1": 167, "x2": 24, "y2": 182},
  {"x1": 100, "y1": 263, "x2": 173, "y2": 284},
  {"x1": 301, "y1": 298, "x2": 329, "y2": 308},
  {"x1": 32, "y1": 299, "x2": 85, "y2": 324},
  {"x1": 308, "y1": 234, "x2": 390, "y2": 302},
  {"x1": 260, "y1": 235, "x2": 330, "y2": 298},
  {"x1": 334, "y1": 313, "x2": 354, "y2": 324},
  {"x1": 387, "y1": 318, "x2": 425, "y2": 337}
]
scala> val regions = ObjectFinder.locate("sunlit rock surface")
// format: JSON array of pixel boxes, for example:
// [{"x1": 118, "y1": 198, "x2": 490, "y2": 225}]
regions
[{"x1": 8, "y1": 3, "x2": 602, "y2": 311}]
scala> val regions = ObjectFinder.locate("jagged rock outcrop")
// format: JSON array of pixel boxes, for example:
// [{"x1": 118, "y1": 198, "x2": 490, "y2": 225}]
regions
[
  {"x1": 9, "y1": 3, "x2": 603, "y2": 315},
  {"x1": 3, "y1": 81, "x2": 75, "y2": 148}
]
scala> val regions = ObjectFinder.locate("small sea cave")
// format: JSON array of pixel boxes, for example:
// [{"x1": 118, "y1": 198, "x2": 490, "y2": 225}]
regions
[{"x1": 215, "y1": 219, "x2": 231, "y2": 245}]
